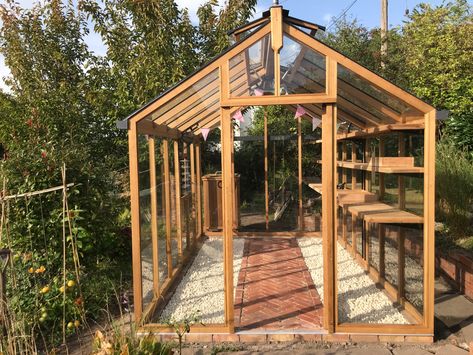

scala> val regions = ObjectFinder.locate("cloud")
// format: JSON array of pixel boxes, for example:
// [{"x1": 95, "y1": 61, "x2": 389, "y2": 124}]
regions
[
  {"x1": 175, "y1": 0, "x2": 226, "y2": 24},
  {"x1": 323, "y1": 13, "x2": 333, "y2": 24}
]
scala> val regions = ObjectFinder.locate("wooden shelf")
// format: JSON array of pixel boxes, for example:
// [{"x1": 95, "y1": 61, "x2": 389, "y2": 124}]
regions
[
  {"x1": 312, "y1": 123, "x2": 424, "y2": 144},
  {"x1": 316, "y1": 160, "x2": 424, "y2": 174},
  {"x1": 338, "y1": 123, "x2": 424, "y2": 141},
  {"x1": 348, "y1": 202, "x2": 423, "y2": 224}
]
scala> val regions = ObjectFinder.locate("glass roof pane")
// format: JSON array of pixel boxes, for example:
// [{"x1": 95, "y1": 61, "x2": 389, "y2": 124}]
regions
[
  {"x1": 229, "y1": 33, "x2": 275, "y2": 97},
  {"x1": 337, "y1": 64, "x2": 423, "y2": 118},
  {"x1": 280, "y1": 34, "x2": 326, "y2": 95},
  {"x1": 151, "y1": 69, "x2": 219, "y2": 125}
]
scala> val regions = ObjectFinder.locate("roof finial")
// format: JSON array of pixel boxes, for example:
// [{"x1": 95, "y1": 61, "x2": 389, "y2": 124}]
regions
[{"x1": 273, "y1": 0, "x2": 279, "y2": 5}]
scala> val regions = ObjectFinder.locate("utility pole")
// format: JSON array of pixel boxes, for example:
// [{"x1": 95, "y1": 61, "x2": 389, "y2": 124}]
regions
[{"x1": 381, "y1": 0, "x2": 388, "y2": 69}]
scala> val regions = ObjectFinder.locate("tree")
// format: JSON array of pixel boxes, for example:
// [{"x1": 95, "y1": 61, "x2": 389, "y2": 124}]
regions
[
  {"x1": 0, "y1": 0, "x2": 129, "y2": 347},
  {"x1": 197, "y1": 0, "x2": 257, "y2": 60},
  {"x1": 402, "y1": 0, "x2": 473, "y2": 149}
]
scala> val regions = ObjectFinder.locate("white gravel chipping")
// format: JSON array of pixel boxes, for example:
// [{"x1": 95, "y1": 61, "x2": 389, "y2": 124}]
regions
[
  {"x1": 298, "y1": 238, "x2": 409, "y2": 324},
  {"x1": 160, "y1": 238, "x2": 245, "y2": 323}
]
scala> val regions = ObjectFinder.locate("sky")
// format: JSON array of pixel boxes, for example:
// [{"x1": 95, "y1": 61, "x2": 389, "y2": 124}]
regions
[{"x1": 0, "y1": 0, "x2": 467, "y2": 90}]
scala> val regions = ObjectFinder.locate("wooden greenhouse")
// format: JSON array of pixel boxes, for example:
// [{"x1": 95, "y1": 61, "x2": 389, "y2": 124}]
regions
[{"x1": 120, "y1": 4, "x2": 437, "y2": 343}]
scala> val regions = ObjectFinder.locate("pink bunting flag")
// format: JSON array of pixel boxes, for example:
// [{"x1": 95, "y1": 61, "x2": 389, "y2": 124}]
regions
[
  {"x1": 233, "y1": 109, "x2": 244, "y2": 123},
  {"x1": 312, "y1": 116, "x2": 322, "y2": 131},
  {"x1": 294, "y1": 105, "x2": 306, "y2": 119},
  {"x1": 201, "y1": 128, "x2": 210, "y2": 141},
  {"x1": 254, "y1": 88, "x2": 264, "y2": 96}
]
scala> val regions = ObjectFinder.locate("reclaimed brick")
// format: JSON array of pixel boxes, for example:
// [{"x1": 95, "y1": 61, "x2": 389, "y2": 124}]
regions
[
  {"x1": 378, "y1": 335, "x2": 405, "y2": 343},
  {"x1": 183, "y1": 333, "x2": 213, "y2": 343},
  {"x1": 350, "y1": 334, "x2": 379, "y2": 343},
  {"x1": 212, "y1": 334, "x2": 240, "y2": 343},
  {"x1": 322, "y1": 333, "x2": 350, "y2": 342},
  {"x1": 267, "y1": 334, "x2": 295, "y2": 342},
  {"x1": 238, "y1": 334, "x2": 267, "y2": 343},
  {"x1": 294, "y1": 333, "x2": 323, "y2": 342},
  {"x1": 404, "y1": 336, "x2": 433, "y2": 344}
]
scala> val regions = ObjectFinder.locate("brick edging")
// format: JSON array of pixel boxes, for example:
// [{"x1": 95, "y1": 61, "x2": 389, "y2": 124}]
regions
[
  {"x1": 156, "y1": 332, "x2": 433, "y2": 344},
  {"x1": 436, "y1": 249, "x2": 473, "y2": 299}
]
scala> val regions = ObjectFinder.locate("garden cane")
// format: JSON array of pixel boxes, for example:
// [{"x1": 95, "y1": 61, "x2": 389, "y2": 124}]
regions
[{"x1": 0, "y1": 249, "x2": 11, "y2": 330}]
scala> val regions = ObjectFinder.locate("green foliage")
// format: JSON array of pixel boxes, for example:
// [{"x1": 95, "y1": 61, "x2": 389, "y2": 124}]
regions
[
  {"x1": 0, "y1": 0, "x2": 257, "y2": 350},
  {"x1": 197, "y1": 0, "x2": 257, "y2": 60},
  {"x1": 436, "y1": 137, "x2": 473, "y2": 238},
  {"x1": 402, "y1": 0, "x2": 473, "y2": 150},
  {"x1": 162, "y1": 311, "x2": 202, "y2": 355}
]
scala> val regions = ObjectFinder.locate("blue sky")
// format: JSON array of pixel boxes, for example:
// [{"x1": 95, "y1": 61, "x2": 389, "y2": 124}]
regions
[{"x1": 0, "y1": 0, "x2": 469, "y2": 90}]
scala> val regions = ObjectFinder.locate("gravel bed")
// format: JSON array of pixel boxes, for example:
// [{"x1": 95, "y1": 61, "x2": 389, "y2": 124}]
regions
[
  {"x1": 142, "y1": 238, "x2": 180, "y2": 308},
  {"x1": 370, "y1": 233, "x2": 424, "y2": 310},
  {"x1": 298, "y1": 238, "x2": 409, "y2": 324},
  {"x1": 159, "y1": 238, "x2": 245, "y2": 323}
]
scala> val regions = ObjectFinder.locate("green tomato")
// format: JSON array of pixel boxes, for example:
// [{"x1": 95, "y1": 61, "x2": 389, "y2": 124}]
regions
[
  {"x1": 39, "y1": 317, "x2": 46, "y2": 323},
  {"x1": 40, "y1": 307, "x2": 47, "y2": 313},
  {"x1": 41, "y1": 312, "x2": 47, "y2": 319}
]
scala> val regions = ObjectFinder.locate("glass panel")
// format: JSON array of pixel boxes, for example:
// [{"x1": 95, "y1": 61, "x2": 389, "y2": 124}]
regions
[
  {"x1": 179, "y1": 142, "x2": 189, "y2": 253},
  {"x1": 138, "y1": 135, "x2": 153, "y2": 310},
  {"x1": 369, "y1": 223, "x2": 380, "y2": 272},
  {"x1": 346, "y1": 212, "x2": 352, "y2": 246},
  {"x1": 383, "y1": 135, "x2": 399, "y2": 157},
  {"x1": 354, "y1": 170, "x2": 363, "y2": 190},
  {"x1": 355, "y1": 217, "x2": 363, "y2": 256},
  {"x1": 235, "y1": 107, "x2": 265, "y2": 231},
  {"x1": 337, "y1": 64, "x2": 423, "y2": 118},
  {"x1": 153, "y1": 69, "x2": 219, "y2": 124},
  {"x1": 383, "y1": 174, "x2": 399, "y2": 206},
  {"x1": 302, "y1": 117, "x2": 321, "y2": 232},
  {"x1": 405, "y1": 175, "x2": 424, "y2": 216},
  {"x1": 405, "y1": 132, "x2": 424, "y2": 167},
  {"x1": 346, "y1": 143, "x2": 352, "y2": 161},
  {"x1": 345, "y1": 169, "x2": 352, "y2": 189},
  {"x1": 403, "y1": 225, "x2": 424, "y2": 315},
  {"x1": 384, "y1": 225, "x2": 399, "y2": 287},
  {"x1": 229, "y1": 34, "x2": 274, "y2": 97},
  {"x1": 280, "y1": 35, "x2": 326, "y2": 94},
  {"x1": 166, "y1": 143, "x2": 179, "y2": 270},
  {"x1": 155, "y1": 141, "x2": 168, "y2": 291}
]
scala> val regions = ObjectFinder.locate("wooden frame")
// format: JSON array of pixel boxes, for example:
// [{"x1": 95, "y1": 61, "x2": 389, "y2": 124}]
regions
[{"x1": 124, "y1": 4, "x2": 437, "y2": 340}]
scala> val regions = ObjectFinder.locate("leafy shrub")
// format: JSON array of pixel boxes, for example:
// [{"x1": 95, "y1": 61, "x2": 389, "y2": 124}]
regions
[{"x1": 436, "y1": 138, "x2": 473, "y2": 238}]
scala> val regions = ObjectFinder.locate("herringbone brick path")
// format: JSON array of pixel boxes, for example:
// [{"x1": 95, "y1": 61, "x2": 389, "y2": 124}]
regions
[{"x1": 234, "y1": 238, "x2": 323, "y2": 331}]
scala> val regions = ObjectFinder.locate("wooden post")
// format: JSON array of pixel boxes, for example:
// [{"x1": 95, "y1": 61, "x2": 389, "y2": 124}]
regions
[
  {"x1": 351, "y1": 142, "x2": 357, "y2": 189},
  {"x1": 128, "y1": 122, "x2": 143, "y2": 320},
  {"x1": 381, "y1": 0, "x2": 388, "y2": 69},
  {"x1": 379, "y1": 224, "x2": 386, "y2": 282},
  {"x1": 398, "y1": 227, "x2": 405, "y2": 303},
  {"x1": 163, "y1": 140, "x2": 173, "y2": 278},
  {"x1": 174, "y1": 141, "x2": 183, "y2": 258},
  {"x1": 364, "y1": 138, "x2": 371, "y2": 190},
  {"x1": 221, "y1": 107, "x2": 235, "y2": 332},
  {"x1": 190, "y1": 142, "x2": 197, "y2": 244},
  {"x1": 264, "y1": 109, "x2": 269, "y2": 230},
  {"x1": 397, "y1": 133, "x2": 406, "y2": 303},
  {"x1": 342, "y1": 142, "x2": 347, "y2": 186},
  {"x1": 379, "y1": 137, "x2": 385, "y2": 199},
  {"x1": 322, "y1": 103, "x2": 336, "y2": 333},
  {"x1": 184, "y1": 143, "x2": 191, "y2": 247},
  {"x1": 398, "y1": 133, "x2": 406, "y2": 209},
  {"x1": 298, "y1": 115, "x2": 304, "y2": 231},
  {"x1": 424, "y1": 110, "x2": 436, "y2": 331},
  {"x1": 270, "y1": 5, "x2": 283, "y2": 96},
  {"x1": 149, "y1": 138, "x2": 160, "y2": 296},
  {"x1": 195, "y1": 142, "x2": 203, "y2": 237}
]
